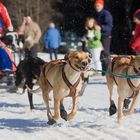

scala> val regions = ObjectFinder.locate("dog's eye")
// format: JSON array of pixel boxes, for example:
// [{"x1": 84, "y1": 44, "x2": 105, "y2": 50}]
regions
[{"x1": 75, "y1": 56, "x2": 79, "y2": 60}]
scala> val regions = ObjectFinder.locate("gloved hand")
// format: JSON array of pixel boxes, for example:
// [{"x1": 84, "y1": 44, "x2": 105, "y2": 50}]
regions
[{"x1": 7, "y1": 26, "x2": 14, "y2": 32}]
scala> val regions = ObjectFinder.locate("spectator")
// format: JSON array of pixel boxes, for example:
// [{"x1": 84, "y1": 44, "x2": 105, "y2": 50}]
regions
[
  {"x1": 83, "y1": 17, "x2": 103, "y2": 76},
  {"x1": 18, "y1": 16, "x2": 42, "y2": 57},
  {"x1": 43, "y1": 22, "x2": 61, "y2": 60},
  {"x1": 0, "y1": 45, "x2": 12, "y2": 72},
  {"x1": 0, "y1": 1, "x2": 16, "y2": 75},
  {"x1": 130, "y1": 9, "x2": 140, "y2": 55},
  {"x1": 94, "y1": 0, "x2": 113, "y2": 75},
  {"x1": 0, "y1": 2, "x2": 13, "y2": 33}
]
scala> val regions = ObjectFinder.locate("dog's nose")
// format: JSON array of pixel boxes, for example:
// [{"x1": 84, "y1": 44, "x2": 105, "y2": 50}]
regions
[{"x1": 81, "y1": 61, "x2": 88, "y2": 66}]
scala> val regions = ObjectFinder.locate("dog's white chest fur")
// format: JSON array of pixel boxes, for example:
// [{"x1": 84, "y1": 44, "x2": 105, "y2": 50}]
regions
[{"x1": 64, "y1": 64, "x2": 81, "y2": 84}]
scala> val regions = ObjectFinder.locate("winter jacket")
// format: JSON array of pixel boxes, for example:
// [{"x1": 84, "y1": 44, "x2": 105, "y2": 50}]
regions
[
  {"x1": 43, "y1": 27, "x2": 61, "y2": 49},
  {"x1": 0, "y1": 45, "x2": 12, "y2": 71},
  {"x1": 0, "y1": 2, "x2": 13, "y2": 33},
  {"x1": 0, "y1": 41, "x2": 16, "y2": 72},
  {"x1": 96, "y1": 9, "x2": 113, "y2": 37},
  {"x1": 131, "y1": 24, "x2": 140, "y2": 51},
  {"x1": 19, "y1": 21, "x2": 42, "y2": 49},
  {"x1": 85, "y1": 29, "x2": 103, "y2": 49}
]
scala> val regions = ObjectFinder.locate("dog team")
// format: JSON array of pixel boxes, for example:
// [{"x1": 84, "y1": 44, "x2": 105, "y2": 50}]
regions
[
  {"x1": 12, "y1": 51, "x2": 140, "y2": 126},
  {"x1": 0, "y1": 0, "x2": 140, "y2": 126}
]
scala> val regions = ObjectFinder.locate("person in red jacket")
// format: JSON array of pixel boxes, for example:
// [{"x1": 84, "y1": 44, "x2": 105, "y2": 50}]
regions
[
  {"x1": 130, "y1": 9, "x2": 140, "y2": 55},
  {"x1": 0, "y1": 1, "x2": 15, "y2": 78},
  {"x1": 0, "y1": 2, "x2": 13, "y2": 33}
]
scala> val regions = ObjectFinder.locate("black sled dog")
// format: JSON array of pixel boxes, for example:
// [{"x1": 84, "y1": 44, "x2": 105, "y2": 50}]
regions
[{"x1": 15, "y1": 56, "x2": 45, "y2": 110}]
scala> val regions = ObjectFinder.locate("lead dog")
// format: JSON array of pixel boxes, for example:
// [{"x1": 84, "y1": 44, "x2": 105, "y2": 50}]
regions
[
  {"x1": 106, "y1": 55, "x2": 140, "y2": 125},
  {"x1": 39, "y1": 51, "x2": 91, "y2": 125}
]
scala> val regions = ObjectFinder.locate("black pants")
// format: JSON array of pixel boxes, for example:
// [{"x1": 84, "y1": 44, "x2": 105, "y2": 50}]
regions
[
  {"x1": 100, "y1": 36, "x2": 111, "y2": 75},
  {"x1": 49, "y1": 48, "x2": 58, "y2": 60}
]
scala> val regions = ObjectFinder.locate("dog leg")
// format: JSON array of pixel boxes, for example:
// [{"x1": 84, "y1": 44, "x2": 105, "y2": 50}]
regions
[
  {"x1": 42, "y1": 88, "x2": 53, "y2": 120},
  {"x1": 28, "y1": 92, "x2": 34, "y2": 110},
  {"x1": 53, "y1": 97, "x2": 61, "y2": 121},
  {"x1": 67, "y1": 95, "x2": 78, "y2": 120},
  {"x1": 40, "y1": 77, "x2": 55, "y2": 125},
  {"x1": 123, "y1": 92, "x2": 139, "y2": 116},
  {"x1": 47, "y1": 97, "x2": 60, "y2": 125},
  {"x1": 46, "y1": 96, "x2": 56, "y2": 126},
  {"x1": 43, "y1": 94, "x2": 52, "y2": 120},
  {"x1": 107, "y1": 76, "x2": 117, "y2": 116},
  {"x1": 117, "y1": 97, "x2": 124, "y2": 125},
  {"x1": 26, "y1": 82, "x2": 35, "y2": 110},
  {"x1": 60, "y1": 98, "x2": 68, "y2": 121}
]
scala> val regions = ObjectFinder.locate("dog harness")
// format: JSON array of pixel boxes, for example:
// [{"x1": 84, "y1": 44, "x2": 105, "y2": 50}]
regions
[
  {"x1": 42, "y1": 59, "x2": 66, "y2": 88},
  {"x1": 127, "y1": 67, "x2": 140, "y2": 98},
  {"x1": 62, "y1": 64, "x2": 81, "y2": 96},
  {"x1": 111, "y1": 58, "x2": 140, "y2": 99},
  {"x1": 42, "y1": 59, "x2": 81, "y2": 96}
]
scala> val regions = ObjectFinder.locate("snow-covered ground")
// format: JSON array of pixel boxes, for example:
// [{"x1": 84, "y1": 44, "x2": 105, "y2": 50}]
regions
[{"x1": 1, "y1": 53, "x2": 140, "y2": 140}]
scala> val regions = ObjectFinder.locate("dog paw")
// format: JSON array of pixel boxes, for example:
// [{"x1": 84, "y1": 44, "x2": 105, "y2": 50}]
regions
[
  {"x1": 123, "y1": 99, "x2": 131, "y2": 109},
  {"x1": 60, "y1": 109, "x2": 68, "y2": 121},
  {"x1": 109, "y1": 104, "x2": 117, "y2": 116},
  {"x1": 47, "y1": 119, "x2": 56, "y2": 125}
]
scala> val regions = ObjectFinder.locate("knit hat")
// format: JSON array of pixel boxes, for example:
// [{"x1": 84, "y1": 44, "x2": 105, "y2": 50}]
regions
[
  {"x1": 134, "y1": 9, "x2": 140, "y2": 20},
  {"x1": 95, "y1": 0, "x2": 104, "y2": 5}
]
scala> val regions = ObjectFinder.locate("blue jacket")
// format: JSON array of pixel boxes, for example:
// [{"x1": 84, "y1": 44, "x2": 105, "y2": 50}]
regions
[
  {"x1": 44, "y1": 27, "x2": 61, "y2": 49},
  {"x1": 96, "y1": 9, "x2": 113, "y2": 37},
  {"x1": 0, "y1": 46, "x2": 12, "y2": 71}
]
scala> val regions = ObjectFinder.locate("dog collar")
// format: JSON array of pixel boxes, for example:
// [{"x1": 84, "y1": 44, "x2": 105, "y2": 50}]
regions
[{"x1": 68, "y1": 61, "x2": 80, "y2": 72}]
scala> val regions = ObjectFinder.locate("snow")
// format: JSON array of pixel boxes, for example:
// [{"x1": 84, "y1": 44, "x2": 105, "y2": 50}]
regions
[{"x1": 1, "y1": 52, "x2": 140, "y2": 140}]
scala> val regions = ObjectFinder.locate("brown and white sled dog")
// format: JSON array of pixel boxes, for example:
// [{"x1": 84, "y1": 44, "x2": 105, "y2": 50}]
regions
[
  {"x1": 106, "y1": 55, "x2": 140, "y2": 125},
  {"x1": 39, "y1": 51, "x2": 91, "y2": 125}
]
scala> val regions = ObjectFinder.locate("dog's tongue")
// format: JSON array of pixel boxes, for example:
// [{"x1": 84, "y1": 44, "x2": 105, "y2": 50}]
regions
[{"x1": 80, "y1": 66, "x2": 88, "y2": 71}]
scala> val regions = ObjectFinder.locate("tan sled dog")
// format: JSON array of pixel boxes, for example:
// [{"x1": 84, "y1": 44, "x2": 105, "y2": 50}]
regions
[
  {"x1": 106, "y1": 55, "x2": 140, "y2": 125},
  {"x1": 39, "y1": 51, "x2": 91, "y2": 125}
]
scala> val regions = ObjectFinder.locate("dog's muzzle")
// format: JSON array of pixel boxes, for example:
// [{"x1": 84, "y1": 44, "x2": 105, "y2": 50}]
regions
[{"x1": 75, "y1": 61, "x2": 89, "y2": 71}]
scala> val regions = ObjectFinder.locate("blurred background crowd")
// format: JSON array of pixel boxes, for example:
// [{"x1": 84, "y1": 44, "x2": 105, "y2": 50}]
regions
[{"x1": 1, "y1": 0, "x2": 140, "y2": 55}]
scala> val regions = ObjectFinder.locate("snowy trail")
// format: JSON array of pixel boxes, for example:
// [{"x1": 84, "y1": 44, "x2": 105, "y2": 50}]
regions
[{"x1": 0, "y1": 53, "x2": 140, "y2": 140}]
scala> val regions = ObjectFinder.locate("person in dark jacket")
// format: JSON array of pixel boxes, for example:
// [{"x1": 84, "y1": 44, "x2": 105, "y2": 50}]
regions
[
  {"x1": 95, "y1": 0, "x2": 113, "y2": 75},
  {"x1": 44, "y1": 22, "x2": 61, "y2": 60}
]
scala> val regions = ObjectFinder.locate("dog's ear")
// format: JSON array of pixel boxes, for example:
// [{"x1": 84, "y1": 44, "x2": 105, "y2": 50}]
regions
[
  {"x1": 64, "y1": 51, "x2": 71, "y2": 60},
  {"x1": 130, "y1": 55, "x2": 136, "y2": 65}
]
